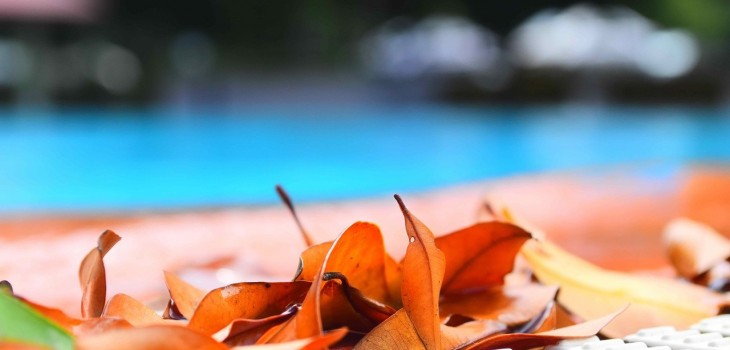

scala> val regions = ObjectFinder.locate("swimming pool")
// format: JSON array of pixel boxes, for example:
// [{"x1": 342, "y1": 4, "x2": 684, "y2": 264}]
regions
[{"x1": 1, "y1": 104, "x2": 729, "y2": 215}]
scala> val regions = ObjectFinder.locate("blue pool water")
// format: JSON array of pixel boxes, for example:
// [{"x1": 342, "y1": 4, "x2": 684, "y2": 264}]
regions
[{"x1": 1, "y1": 104, "x2": 729, "y2": 215}]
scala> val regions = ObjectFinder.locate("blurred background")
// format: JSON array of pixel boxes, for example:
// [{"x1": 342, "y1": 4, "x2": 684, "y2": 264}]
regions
[{"x1": 1, "y1": 0, "x2": 730, "y2": 215}]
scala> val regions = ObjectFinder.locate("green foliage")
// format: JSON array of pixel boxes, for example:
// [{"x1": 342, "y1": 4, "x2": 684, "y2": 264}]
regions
[{"x1": 0, "y1": 291, "x2": 74, "y2": 350}]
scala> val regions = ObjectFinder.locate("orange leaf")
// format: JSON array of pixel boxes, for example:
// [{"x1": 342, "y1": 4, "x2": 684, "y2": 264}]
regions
[
  {"x1": 664, "y1": 218, "x2": 730, "y2": 279},
  {"x1": 532, "y1": 303, "x2": 558, "y2": 333},
  {"x1": 217, "y1": 312, "x2": 295, "y2": 347},
  {"x1": 295, "y1": 243, "x2": 332, "y2": 282},
  {"x1": 322, "y1": 272, "x2": 395, "y2": 326},
  {"x1": 256, "y1": 277, "x2": 324, "y2": 344},
  {"x1": 396, "y1": 195, "x2": 446, "y2": 350},
  {"x1": 103, "y1": 293, "x2": 173, "y2": 327},
  {"x1": 74, "y1": 318, "x2": 134, "y2": 336},
  {"x1": 439, "y1": 284, "x2": 558, "y2": 329},
  {"x1": 315, "y1": 273, "x2": 397, "y2": 336},
  {"x1": 232, "y1": 328, "x2": 347, "y2": 350},
  {"x1": 435, "y1": 222, "x2": 531, "y2": 295},
  {"x1": 79, "y1": 230, "x2": 121, "y2": 318},
  {"x1": 0, "y1": 342, "x2": 50, "y2": 350},
  {"x1": 262, "y1": 221, "x2": 395, "y2": 343},
  {"x1": 296, "y1": 223, "x2": 400, "y2": 306},
  {"x1": 462, "y1": 306, "x2": 625, "y2": 350},
  {"x1": 353, "y1": 309, "x2": 423, "y2": 350},
  {"x1": 354, "y1": 309, "x2": 506, "y2": 350},
  {"x1": 383, "y1": 254, "x2": 403, "y2": 308},
  {"x1": 76, "y1": 325, "x2": 227, "y2": 350},
  {"x1": 321, "y1": 222, "x2": 394, "y2": 305},
  {"x1": 163, "y1": 271, "x2": 206, "y2": 320},
  {"x1": 188, "y1": 282, "x2": 310, "y2": 336}
]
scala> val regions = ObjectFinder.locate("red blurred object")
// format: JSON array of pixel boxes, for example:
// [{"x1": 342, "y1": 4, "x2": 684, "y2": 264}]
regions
[{"x1": 0, "y1": 0, "x2": 100, "y2": 22}]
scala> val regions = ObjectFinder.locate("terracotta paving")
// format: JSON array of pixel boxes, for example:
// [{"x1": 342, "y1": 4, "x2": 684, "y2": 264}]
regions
[{"x1": 2, "y1": 167, "x2": 729, "y2": 316}]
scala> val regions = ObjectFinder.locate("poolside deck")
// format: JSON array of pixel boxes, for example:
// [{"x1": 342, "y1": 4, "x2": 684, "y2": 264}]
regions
[{"x1": 2, "y1": 166, "x2": 729, "y2": 316}]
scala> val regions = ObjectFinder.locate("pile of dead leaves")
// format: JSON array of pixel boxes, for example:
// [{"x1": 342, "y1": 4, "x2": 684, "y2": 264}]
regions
[{"x1": 1, "y1": 193, "x2": 727, "y2": 349}]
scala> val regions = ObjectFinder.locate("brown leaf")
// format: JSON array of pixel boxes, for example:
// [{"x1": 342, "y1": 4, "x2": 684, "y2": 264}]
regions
[
  {"x1": 262, "y1": 221, "x2": 395, "y2": 343},
  {"x1": 296, "y1": 222, "x2": 399, "y2": 306},
  {"x1": 256, "y1": 272, "x2": 324, "y2": 344},
  {"x1": 354, "y1": 309, "x2": 506, "y2": 350},
  {"x1": 522, "y1": 239, "x2": 727, "y2": 337},
  {"x1": 318, "y1": 280, "x2": 379, "y2": 334},
  {"x1": 395, "y1": 195, "x2": 445, "y2": 350},
  {"x1": 440, "y1": 320, "x2": 507, "y2": 350},
  {"x1": 532, "y1": 303, "x2": 558, "y2": 333},
  {"x1": 0, "y1": 342, "x2": 50, "y2": 350},
  {"x1": 232, "y1": 328, "x2": 348, "y2": 350},
  {"x1": 461, "y1": 306, "x2": 625, "y2": 350},
  {"x1": 163, "y1": 271, "x2": 206, "y2": 320},
  {"x1": 188, "y1": 281, "x2": 310, "y2": 336},
  {"x1": 322, "y1": 272, "x2": 396, "y2": 326},
  {"x1": 103, "y1": 293, "x2": 174, "y2": 327},
  {"x1": 435, "y1": 222, "x2": 532, "y2": 295},
  {"x1": 277, "y1": 185, "x2": 315, "y2": 247},
  {"x1": 664, "y1": 218, "x2": 730, "y2": 279},
  {"x1": 219, "y1": 312, "x2": 295, "y2": 347},
  {"x1": 353, "y1": 309, "x2": 425, "y2": 350},
  {"x1": 439, "y1": 284, "x2": 558, "y2": 329},
  {"x1": 79, "y1": 230, "x2": 121, "y2": 318},
  {"x1": 294, "y1": 242, "x2": 332, "y2": 282},
  {"x1": 76, "y1": 325, "x2": 228, "y2": 350},
  {"x1": 321, "y1": 222, "x2": 394, "y2": 304},
  {"x1": 383, "y1": 255, "x2": 403, "y2": 308},
  {"x1": 74, "y1": 318, "x2": 134, "y2": 336}
]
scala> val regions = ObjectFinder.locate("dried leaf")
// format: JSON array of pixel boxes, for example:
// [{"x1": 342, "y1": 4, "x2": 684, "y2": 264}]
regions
[
  {"x1": 439, "y1": 284, "x2": 558, "y2": 329},
  {"x1": 522, "y1": 239, "x2": 728, "y2": 337},
  {"x1": 232, "y1": 328, "x2": 347, "y2": 350},
  {"x1": 0, "y1": 342, "x2": 50, "y2": 349},
  {"x1": 321, "y1": 222, "x2": 393, "y2": 304},
  {"x1": 296, "y1": 222, "x2": 398, "y2": 306},
  {"x1": 322, "y1": 272, "x2": 396, "y2": 326},
  {"x1": 462, "y1": 307, "x2": 625, "y2": 350},
  {"x1": 188, "y1": 282, "x2": 310, "y2": 336},
  {"x1": 76, "y1": 325, "x2": 228, "y2": 350},
  {"x1": 163, "y1": 271, "x2": 206, "y2": 320},
  {"x1": 295, "y1": 243, "x2": 332, "y2": 282},
  {"x1": 79, "y1": 230, "x2": 121, "y2": 318},
  {"x1": 664, "y1": 218, "x2": 730, "y2": 279},
  {"x1": 532, "y1": 303, "x2": 558, "y2": 333},
  {"x1": 395, "y1": 195, "x2": 445, "y2": 350},
  {"x1": 73, "y1": 318, "x2": 134, "y2": 336},
  {"x1": 277, "y1": 185, "x2": 315, "y2": 247},
  {"x1": 353, "y1": 309, "x2": 423, "y2": 350},
  {"x1": 436, "y1": 222, "x2": 532, "y2": 295},
  {"x1": 103, "y1": 294, "x2": 173, "y2": 327},
  {"x1": 257, "y1": 271, "x2": 324, "y2": 343},
  {"x1": 262, "y1": 221, "x2": 397, "y2": 343},
  {"x1": 354, "y1": 309, "x2": 506, "y2": 350},
  {"x1": 218, "y1": 312, "x2": 295, "y2": 347},
  {"x1": 383, "y1": 255, "x2": 403, "y2": 308},
  {"x1": 318, "y1": 280, "x2": 380, "y2": 334}
]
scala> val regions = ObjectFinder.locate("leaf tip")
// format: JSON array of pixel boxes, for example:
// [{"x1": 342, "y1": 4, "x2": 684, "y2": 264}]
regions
[
  {"x1": 277, "y1": 184, "x2": 314, "y2": 247},
  {"x1": 0, "y1": 280, "x2": 12, "y2": 295},
  {"x1": 394, "y1": 194, "x2": 407, "y2": 214}
]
